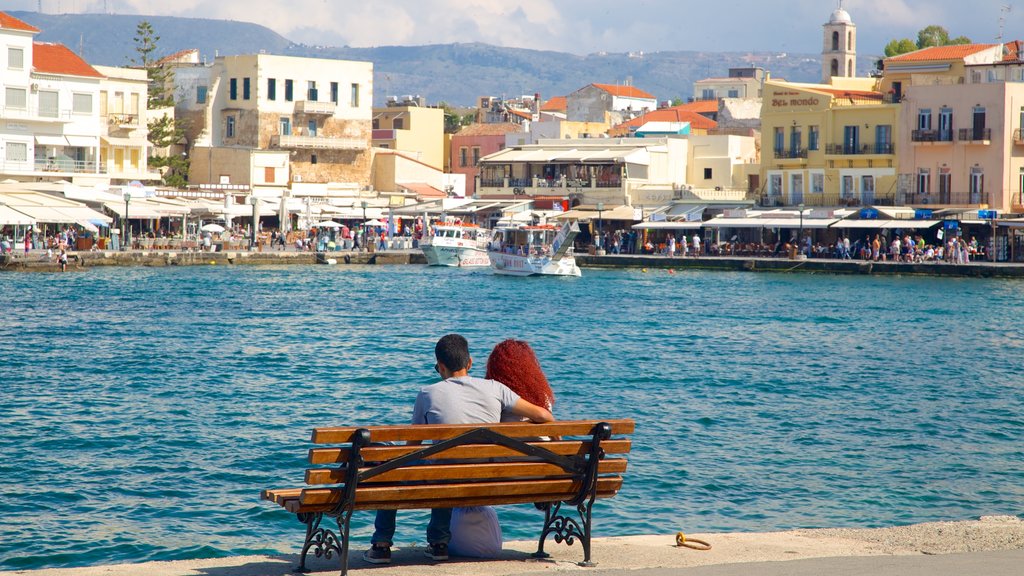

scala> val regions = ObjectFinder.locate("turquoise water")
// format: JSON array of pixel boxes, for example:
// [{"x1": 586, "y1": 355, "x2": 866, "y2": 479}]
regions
[{"x1": 1, "y1": 265, "x2": 1022, "y2": 570}]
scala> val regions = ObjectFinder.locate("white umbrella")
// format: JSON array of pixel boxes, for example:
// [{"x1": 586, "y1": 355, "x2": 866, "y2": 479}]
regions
[
  {"x1": 363, "y1": 219, "x2": 385, "y2": 226},
  {"x1": 315, "y1": 220, "x2": 342, "y2": 229},
  {"x1": 200, "y1": 223, "x2": 226, "y2": 233}
]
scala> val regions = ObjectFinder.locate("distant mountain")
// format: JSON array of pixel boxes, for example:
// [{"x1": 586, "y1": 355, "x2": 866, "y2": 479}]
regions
[{"x1": 12, "y1": 11, "x2": 875, "y2": 107}]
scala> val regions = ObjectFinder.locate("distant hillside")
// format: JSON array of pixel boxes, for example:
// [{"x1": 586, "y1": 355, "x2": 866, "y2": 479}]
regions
[{"x1": 12, "y1": 11, "x2": 878, "y2": 107}]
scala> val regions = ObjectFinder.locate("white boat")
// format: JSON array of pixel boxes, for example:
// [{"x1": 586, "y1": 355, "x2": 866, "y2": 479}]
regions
[
  {"x1": 420, "y1": 224, "x2": 491, "y2": 267},
  {"x1": 487, "y1": 222, "x2": 581, "y2": 277}
]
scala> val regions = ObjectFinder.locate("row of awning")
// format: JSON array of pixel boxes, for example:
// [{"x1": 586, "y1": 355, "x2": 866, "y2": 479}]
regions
[{"x1": 33, "y1": 135, "x2": 103, "y2": 147}]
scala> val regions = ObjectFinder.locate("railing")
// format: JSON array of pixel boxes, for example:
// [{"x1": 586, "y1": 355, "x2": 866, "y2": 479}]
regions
[
  {"x1": 295, "y1": 100, "x2": 336, "y2": 115},
  {"x1": 1014, "y1": 129, "x2": 1024, "y2": 144},
  {"x1": 759, "y1": 193, "x2": 896, "y2": 207},
  {"x1": 911, "y1": 129, "x2": 954, "y2": 143},
  {"x1": 371, "y1": 129, "x2": 396, "y2": 140},
  {"x1": 35, "y1": 159, "x2": 104, "y2": 173},
  {"x1": 106, "y1": 113, "x2": 139, "y2": 127},
  {"x1": 773, "y1": 148, "x2": 808, "y2": 159},
  {"x1": 0, "y1": 105, "x2": 73, "y2": 121},
  {"x1": 595, "y1": 179, "x2": 622, "y2": 188},
  {"x1": 270, "y1": 134, "x2": 364, "y2": 150},
  {"x1": 509, "y1": 178, "x2": 531, "y2": 188},
  {"x1": 901, "y1": 191, "x2": 987, "y2": 205},
  {"x1": 480, "y1": 178, "x2": 504, "y2": 187},
  {"x1": 825, "y1": 143, "x2": 894, "y2": 155},
  {"x1": 958, "y1": 128, "x2": 991, "y2": 142}
]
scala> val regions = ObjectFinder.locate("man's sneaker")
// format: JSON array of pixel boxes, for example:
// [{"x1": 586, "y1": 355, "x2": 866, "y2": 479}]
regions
[
  {"x1": 362, "y1": 544, "x2": 391, "y2": 564},
  {"x1": 423, "y1": 542, "x2": 448, "y2": 561}
]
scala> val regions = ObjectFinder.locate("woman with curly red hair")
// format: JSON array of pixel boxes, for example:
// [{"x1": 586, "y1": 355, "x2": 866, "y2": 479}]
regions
[{"x1": 448, "y1": 338, "x2": 556, "y2": 558}]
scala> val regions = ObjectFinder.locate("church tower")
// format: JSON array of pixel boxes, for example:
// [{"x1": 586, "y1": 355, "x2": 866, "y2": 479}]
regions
[{"x1": 822, "y1": 2, "x2": 856, "y2": 83}]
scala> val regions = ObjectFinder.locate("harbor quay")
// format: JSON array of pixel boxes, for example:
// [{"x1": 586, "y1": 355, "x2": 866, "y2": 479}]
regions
[{"x1": 5, "y1": 248, "x2": 1024, "y2": 278}]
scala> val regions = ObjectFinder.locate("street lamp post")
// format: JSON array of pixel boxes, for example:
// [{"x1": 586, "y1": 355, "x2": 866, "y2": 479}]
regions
[
  {"x1": 123, "y1": 191, "x2": 131, "y2": 251},
  {"x1": 798, "y1": 202, "x2": 805, "y2": 257},
  {"x1": 248, "y1": 195, "x2": 259, "y2": 250},
  {"x1": 361, "y1": 200, "x2": 368, "y2": 252},
  {"x1": 596, "y1": 202, "x2": 604, "y2": 252}
]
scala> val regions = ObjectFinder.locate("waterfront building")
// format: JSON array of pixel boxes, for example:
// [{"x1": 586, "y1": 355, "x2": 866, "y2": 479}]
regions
[
  {"x1": 449, "y1": 122, "x2": 523, "y2": 197},
  {"x1": 822, "y1": 4, "x2": 857, "y2": 84},
  {"x1": 566, "y1": 83, "x2": 657, "y2": 124},
  {"x1": 759, "y1": 77, "x2": 899, "y2": 207},
  {"x1": 371, "y1": 150, "x2": 465, "y2": 199},
  {"x1": 693, "y1": 67, "x2": 766, "y2": 101},
  {"x1": 371, "y1": 97, "x2": 445, "y2": 171},
  {"x1": 879, "y1": 43, "x2": 1024, "y2": 214},
  {"x1": 1, "y1": 12, "x2": 107, "y2": 183},
  {"x1": 170, "y1": 53, "x2": 373, "y2": 188},
  {"x1": 93, "y1": 65, "x2": 159, "y2": 182}
]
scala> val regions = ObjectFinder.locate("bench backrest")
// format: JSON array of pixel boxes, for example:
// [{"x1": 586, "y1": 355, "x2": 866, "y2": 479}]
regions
[{"x1": 277, "y1": 419, "x2": 633, "y2": 514}]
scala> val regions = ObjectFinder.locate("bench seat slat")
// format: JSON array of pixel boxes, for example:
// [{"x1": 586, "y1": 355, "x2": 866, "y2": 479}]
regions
[
  {"x1": 279, "y1": 490, "x2": 622, "y2": 514},
  {"x1": 311, "y1": 419, "x2": 635, "y2": 444},
  {"x1": 305, "y1": 458, "x2": 629, "y2": 485},
  {"x1": 308, "y1": 439, "x2": 632, "y2": 465},
  {"x1": 299, "y1": 477, "x2": 623, "y2": 507}
]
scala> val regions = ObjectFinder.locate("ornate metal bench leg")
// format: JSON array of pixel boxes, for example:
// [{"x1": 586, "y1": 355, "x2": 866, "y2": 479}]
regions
[
  {"x1": 532, "y1": 503, "x2": 554, "y2": 559},
  {"x1": 533, "y1": 500, "x2": 598, "y2": 567},
  {"x1": 335, "y1": 509, "x2": 354, "y2": 576},
  {"x1": 293, "y1": 512, "x2": 343, "y2": 574}
]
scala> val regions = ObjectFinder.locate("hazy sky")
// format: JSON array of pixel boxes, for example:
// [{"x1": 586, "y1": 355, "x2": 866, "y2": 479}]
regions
[{"x1": 12, "y1": 0, "x2": 1021, "y2": 55}]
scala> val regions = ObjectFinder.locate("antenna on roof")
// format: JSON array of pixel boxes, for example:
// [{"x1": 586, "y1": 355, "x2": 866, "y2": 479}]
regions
[{"x1": 997, "y1": 5, "x2": 1012, "y2": 42}]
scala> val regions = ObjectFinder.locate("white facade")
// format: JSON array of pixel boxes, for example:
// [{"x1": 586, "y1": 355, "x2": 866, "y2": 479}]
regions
[{"x1": 94, "y1": 65, "x2": 157, "y2": 181}]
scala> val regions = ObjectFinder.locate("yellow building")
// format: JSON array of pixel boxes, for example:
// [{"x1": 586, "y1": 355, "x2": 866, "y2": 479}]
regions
[
  {"x1": 760, "y1": 77, "x2": 899, "y2": 207},
  {"x1": 371, "y1": 101, "x2": 445, "y2": 171}
]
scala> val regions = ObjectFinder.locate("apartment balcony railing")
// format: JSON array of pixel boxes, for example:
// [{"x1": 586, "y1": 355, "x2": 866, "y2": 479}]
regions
[
  {"x1": 760, "y1": 193, "x2": 895, "y2": 208},
  {"x1": 1014, "y1": 128, "x2": 1024, "y2": 145},
  {"x1": 106, "y1": 113, "x2": 140, "y2": 128},
  {"x1": 294, "y1": 100, "x2": 337, "y2": 115},
  {"x1": 958, "y1": 128, "x2": 991, "y2": 142},
  {"x1": 901, "y1": 191, "x2": 987, "y2": 205},
  {"x1": 825, "y1": 143, "x2": 894, "y2": 155},
  {"x1": 773, "y1": 148, "x2": 808, "y2": 159},
  {"x1": 0, "y1": 105, "x2": 73, "y2": 122},
  {"x1": 0, "y1": 158, "x2": 105, "y2": 174},
  {"x1": 911, "y1": 129, "x2": 954, "y2": 143},
  {"x1": 271, "y1": 134, "x2": 365, "y2": 150}
]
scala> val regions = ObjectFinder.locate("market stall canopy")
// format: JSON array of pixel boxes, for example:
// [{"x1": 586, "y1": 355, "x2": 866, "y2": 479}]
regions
[
  {"x1": 0, "y1": 191, "x2": 112, "y2": 225},
  {"x1": 632, "y1": 221, "x2": 702, "y2": 230},
  {"x1": 830, "y1": 219, "x2": 939, "y2": 229},
  {"x1": 554, "y1": 205, "x2": 639, "y2": 221},
  {"x1": 0, "y1": 205, "x2": 35, "y2": 226},
  {"x1": 362, "y1": 219, "x2": 386, "y2": 226}
]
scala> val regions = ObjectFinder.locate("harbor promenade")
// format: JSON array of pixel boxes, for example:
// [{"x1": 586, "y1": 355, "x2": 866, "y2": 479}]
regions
[
  {"x1": 8, "y1": 517, "x2": 1024, "y2": 576},
  {"x1": 4, "y1": 248, "x2": 1024, "y2": 278}
]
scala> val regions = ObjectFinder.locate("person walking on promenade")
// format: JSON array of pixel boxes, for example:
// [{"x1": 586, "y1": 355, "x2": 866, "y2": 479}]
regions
[
  {"x1": 58, "y1": 248, "x2": 68, "y2": 272},
  {"x1": 667, "y1": 235, "x2": 676, "y2": 257},
  {"x1": 692, "y1": 233, "x2": 701, "y2": 257},
  {"x1": 24, "y1": 229, "x2": 31, "y2": 254},
  {"x1": 871, "y1": 235, "x2": 881, "y2": 262},
  {"x1": 363, "y1": 334, "x2": 553, "y2": 566}
]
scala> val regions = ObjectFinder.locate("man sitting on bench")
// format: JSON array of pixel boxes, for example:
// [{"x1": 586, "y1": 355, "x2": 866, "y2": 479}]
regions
[{"x1": 363, "y1": 333, "x2": 554, "y2": 565}]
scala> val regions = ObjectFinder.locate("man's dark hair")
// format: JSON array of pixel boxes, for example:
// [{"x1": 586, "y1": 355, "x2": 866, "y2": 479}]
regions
[{"x1": 435, "y1": 334, "x2": 470, "y2": 372}]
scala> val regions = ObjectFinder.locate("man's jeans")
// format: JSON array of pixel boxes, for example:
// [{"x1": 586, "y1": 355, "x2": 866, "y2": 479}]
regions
[{"x1": 371, "y1": 508, "x2": 452, "y2": 546}]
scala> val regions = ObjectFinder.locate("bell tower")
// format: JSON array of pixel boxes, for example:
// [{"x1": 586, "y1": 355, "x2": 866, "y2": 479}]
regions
[{"x1": 822, "y1": 1, "x2": 856, "y2": 83}]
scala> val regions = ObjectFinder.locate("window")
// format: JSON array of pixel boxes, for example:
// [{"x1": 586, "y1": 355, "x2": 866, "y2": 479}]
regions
[
  {"x1": 727, "y1": 89, "x2": 739, "y2": 98},
  {"x1": 311, "y1": 154, "x2": 318, "y2": 164},
  {"x1": 843, "y1": 125, "x2": 859, "y2": 154},
  {"x1": 38, "y1": 91, "x2": 58, "y2": 118},
  {"x1": 831, "y1": 59, "x2": 839, "y2": 77},
  {"x1": 267, "y1": 78, "x2": 276, "y2": 101},
  {"x1": 769, "y1": 174, "x2": 782, "y2": 196},
  {"x1": 5, "y1": 87, "x2": 26, "y2": 109},
  {"x1": 243, "y1": 77, "x2": 251, "y2": 100},
  {"x1": 264, "y1": 167, "x2": 275, "y2": 183},
  {"x1": 226, "y1": 115, "x2": 235, "y2": 138},
  {"x1": 393, "y1": 118, "x2": 404, "y2": 130},
  {"x1": 841, "y1": 175, "x2": 854, "y2": 199},
  {"x1": 790, "y1": 125, "x2": 801, "y2": 155},
  {"x1": 938, "y1": 108, "x2": 952, "y2": 141},
  {"x1": 72, "y1": 93, "x2": 92, "y2": 114},
  {"x1": 307, "y1": 81, "x2": 317, "y2": 101},
  {"x1": 917, "y1": 168, "x2": 931, "y2": 195},
  {"x1": 970, "y1": 166, "x2": 984, "y2": 203},
  {"x1": 372, "y1": 118, "x2": 379, "y2": 129},
  {"x1": 307, "y1": 120, "x2": 317, "y2": 137},
  {"x1": 285, "y1": 79, "x2": 294, "y2": 102},
  {"x1": 5, "y1": 141, "x2": 27, "y2": 162},
  {"x1": 773, "y1": 127, "x2": 784, "y2": 155},
  {"x1": 939, "y1": 168, "x2": 951, "y2": 202},
  {"x1": 917, "y1": 108, "x2": 932, "y2": 131},
  {"x1": 862, "y1": 175, "x2": 875, "y2": 203},
  {"x1": 808, "y1": 125, "x2": 819, "y2": 150},
  {"x1": 811, "y1": 173, "x2": 824, "y2": 194},
  {"x1": 350, "y1": 83, "x2": 360, "y2": 107},
  {"x1": 832, "y1": 31, "x2": 839, "y2": 51},
  {"x1": 229, "y1": 78, "x2": 237, "y2": 100},
  {"x1": 196, "y1": 85, "x2": 208, "y2": 104},
  {"x1": 875, "y1": 125, "x2": 892, "y2": 153},
  {"x1": 8, "y1": 47, "x2": 24, "y2": 69},
  {"x1": 472, "y1": 147, "x2": 481, "y2": 166},
  {"x1": 703, "y1": 167, "x2": 713, "y2": 180},
  {"x1": 330, "y1": 82, "x2": 339, "y2": 103},
  {"x1": 459, "y1": 147, "x2": 468, "y2": 167},
  {"x1": 791, "y1": 173, "x2": 804, "y2": 203},
  {"x1": 701, "y1": 88, "x2": 715, "y2": 100},
  {"x1": 130, "y1": 93, "x2": 139, "y2": 115},
  {"x1": 973, "y1": 106, "x2": 987, "y2": 139},
  {"x1": 280, "y1": 116, "x2": 291, "y2": 136}
]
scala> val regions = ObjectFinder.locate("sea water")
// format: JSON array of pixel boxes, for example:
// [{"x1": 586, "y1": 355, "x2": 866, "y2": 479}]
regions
[{"x1": 1, "y1": 265, "x2": 1022, "y2": 569}]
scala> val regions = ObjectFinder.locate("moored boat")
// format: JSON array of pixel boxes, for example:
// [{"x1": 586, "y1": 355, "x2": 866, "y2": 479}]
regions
[
  {"x1": 487, "y1": 222, "x2": 581, "y2": 277},
  {"x1": 420, "y1": 224, "x2": 491, "y2": 267}
]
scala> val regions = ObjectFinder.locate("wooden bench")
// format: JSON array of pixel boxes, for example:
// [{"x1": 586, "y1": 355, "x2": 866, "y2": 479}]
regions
[{"x1": 262, "y1": 419, "x2": 634, "y2": 575}]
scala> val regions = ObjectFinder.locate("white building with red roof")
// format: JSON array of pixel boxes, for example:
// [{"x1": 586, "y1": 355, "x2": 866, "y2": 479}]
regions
[{"x1": 566, "y1": 83, "x2": 657, "y2": 124}]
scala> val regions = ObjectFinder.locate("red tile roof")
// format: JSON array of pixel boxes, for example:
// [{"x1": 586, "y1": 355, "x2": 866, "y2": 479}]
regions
[
  {"x1": 671, "y1": 99, "x2": 719, "y2": 114},
  {"x1": 509, "y1": 109, "x2": 533, "y2": 120},
  {"x1": 33, "y1": 42, "x2": 104, "y2": 78},
  {"x1": 610, "y1": 107, "x2": 718, "y2": 136},
  {"x1": 0, "y1": 12, "x2": 40, "y2": 33},
  {"x1": 155, "y1": 48, "x2": 199, "y2": 66},
  {"x1": 591, "y1": 83, "x2": 655, "y2": 99},
  {"x1": 401, "y1": 183, "x2": 446, "y2": 198},
  {"x1": 455, "y1": 122, "x2": 523, "y2": 137},
  {"x1": 540, "y1": 96, "x2": 567, "y2": 112},
  {"x1": 886, "y1": 44, "x2": 997, "y2": 62}
]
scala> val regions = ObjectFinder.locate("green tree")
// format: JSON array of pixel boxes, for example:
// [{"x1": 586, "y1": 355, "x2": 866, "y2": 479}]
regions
[
  {"x1": 148, "y1": 154, "x2": 190, "y2": 188},
  {"x1": 884, "y1": 38, "x2": 918, "y2": 57},
  {"x1": 917, "y1": 25, "x2": 951, "y2": 48},
  {"x1": 147, "y1": 113, "x2": 185, "y2": 149},
  {"x1": 131, "y1": 20, "x2": 173, "y2": 108}
]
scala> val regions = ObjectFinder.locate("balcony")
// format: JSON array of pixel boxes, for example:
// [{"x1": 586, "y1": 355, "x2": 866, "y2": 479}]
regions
[
  {"x1": 270, "y1": 134, "x2": 364, "y2": 150},
  {"x1": 1014, "y1": 129, "x2": 1024, "y2": 145},
  {"x1": 106, "y1": 113, "x2": 140, "y2": 129},
  {"x1": 0, "y1": 158, "x2": 105, "y2": 176},
  {"x1": 294, "y1": 100, "x2": 336, "y2": 115},
  {"x1": 773, "y1": 148, "x2": 808, "y2": 160},
  {"x1": 958, "y1": 128, "x2": 991, "y2": 143},
  {"x1": 372, "y1": 129, "x2": 396, "y2": 141},
  {"x1": 911, "y1": 129, "x2": 954, "y2": 143},
  {"x1": 760, "y1": 193, "x2": 896, "y2": 208},
  {"x1": 0, "y1": 105, "x2": 73, "y2": 122},
  {"x1": 902, "y1": 191, "x2": 987, "y2": 206},
  {"x1": 825, "y1": 143, "x2": 894, "y2": 155}
]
